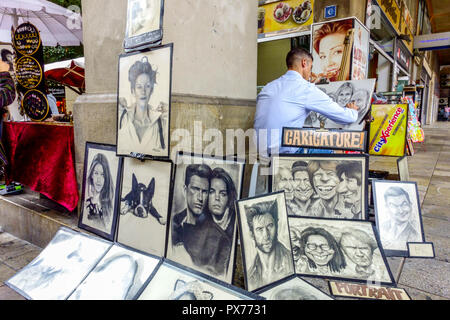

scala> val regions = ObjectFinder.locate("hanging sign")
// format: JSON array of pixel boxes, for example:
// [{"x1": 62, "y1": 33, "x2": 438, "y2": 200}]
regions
[
  {"x1": 21, "y1": 90, "x2": 49, "y2": 121},
  {"x1": 12, "y1": 22, "x2": 49, "y2": 121},
  {"x1": 258, "y1": 0, "x2": 314, "y2": 39}
]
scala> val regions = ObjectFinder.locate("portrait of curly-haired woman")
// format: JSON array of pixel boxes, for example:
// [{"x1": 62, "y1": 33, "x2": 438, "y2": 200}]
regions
[{"x1": 117, "y1": 45, "x2": 172, "y2": 158}]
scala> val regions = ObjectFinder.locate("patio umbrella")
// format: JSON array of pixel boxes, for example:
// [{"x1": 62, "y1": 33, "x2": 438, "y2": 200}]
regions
[
  {"x1": 0, "y1": 0, "x2": 82, "y2": 47},
  {"x1": 44, "y1": 57, "x2": 85, "y2": 94}
]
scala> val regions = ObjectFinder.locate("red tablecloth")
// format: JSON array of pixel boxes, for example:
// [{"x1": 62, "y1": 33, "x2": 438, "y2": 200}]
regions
[{"x1": 2, "y1": 121, "x2": 79, "y2": 212}]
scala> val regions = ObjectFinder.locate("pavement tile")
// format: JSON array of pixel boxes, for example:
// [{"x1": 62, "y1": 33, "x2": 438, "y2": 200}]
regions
[
  {"x1": 3, "y1": 247, "x2": 42, "y2": 271},
  {"x1": 0, "y1": 262, "x2": 17, "y2": 283},
  {"x1": 398, "y1": 258, "x2": 450, "y2": 299},
  {"x1": 398, "y1": 285, "x2": 448, "y2": 300},
  {"x1": 421, "y1": 204, "x2": 450, "y2": 221},
  {"x1": 0, "y1": 285, "x2": 26, "y2": 300},
  {"x1": 0, "y1": 239, "x2": 34, "y2": 261}
]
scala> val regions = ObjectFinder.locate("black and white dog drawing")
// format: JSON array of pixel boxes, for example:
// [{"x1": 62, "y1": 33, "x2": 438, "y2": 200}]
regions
[{"x1": 121, "y1": 173, "x2": 166, "y2": 225}]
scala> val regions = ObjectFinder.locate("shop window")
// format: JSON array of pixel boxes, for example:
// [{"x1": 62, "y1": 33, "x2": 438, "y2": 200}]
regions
[{"x1": 291, "y1": 35, "x2": 310, "y2": 52}]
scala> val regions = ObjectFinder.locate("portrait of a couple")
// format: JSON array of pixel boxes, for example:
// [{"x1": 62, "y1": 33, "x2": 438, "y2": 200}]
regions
[{"x1": 167, "y1": 155, "x2": 244, "y2": 283}]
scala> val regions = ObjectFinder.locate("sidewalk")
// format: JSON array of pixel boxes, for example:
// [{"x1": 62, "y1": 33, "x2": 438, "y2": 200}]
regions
[{"x1": 0, "y1": 121, "x2": 449, "y2": 300}]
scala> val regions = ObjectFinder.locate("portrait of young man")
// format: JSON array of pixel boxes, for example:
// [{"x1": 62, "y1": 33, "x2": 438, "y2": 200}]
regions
[
  {"x1": 374, "y1": 181, "x2": 425, "y2": 255},
  {"x1": 237, "y1": 193, "x2": 295, "y2": 291}
]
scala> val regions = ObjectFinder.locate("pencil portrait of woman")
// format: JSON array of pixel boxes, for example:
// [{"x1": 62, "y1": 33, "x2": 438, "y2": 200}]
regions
[
  {"x1": 84, "y1": 153, "x2": 115, "y2": 230},
  {"x1": 117, "y1": 46, "x2": 172, "y2": 158}
]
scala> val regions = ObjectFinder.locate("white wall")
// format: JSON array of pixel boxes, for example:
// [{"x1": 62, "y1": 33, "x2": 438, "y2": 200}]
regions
[{"x1": 163, "y1": 0, "x2": 258, "y2": 100}]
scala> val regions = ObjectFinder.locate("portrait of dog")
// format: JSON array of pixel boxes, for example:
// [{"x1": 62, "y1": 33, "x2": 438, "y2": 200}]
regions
[
  {"x1": 121, "y1": 173, "x2": 165, "y2": 225},
  {"x1": 117, "y1": 158, "x2": 172, "y2": 257}
]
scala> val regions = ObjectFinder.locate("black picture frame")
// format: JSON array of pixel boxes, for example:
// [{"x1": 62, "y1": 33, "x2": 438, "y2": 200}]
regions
[
  {"x1": 269, "y1": 153, "x2": 369, "y2": 220},
  {"x1": 134, "y1": 258, "x2": 264, "y2": 300},
  {"x1": 254, "y1": 274, "x2": 334, "y2": 300},
  {"x1": 372, "y1": 180, "x2": 426, "y2": 257},
  {"x1": 78, "y1": 142, "x2": 123, "y2": 241},
  {"x1": 288, "y1": 216, "x2": 396, "y2": 285},
  {"x1": 116, "y1": 43, "x2": 173, "y2": 160},
  {"x1": 123, "y1": 0, "x2": 165, "y2": 52},
  {"x1": 115, "y1": 157, "x2": 174, "y2": 257},
  {"x1": 235, "y1": 191, "x2": 296, "y2": 292},
  {"x1": 165, "y1": 151, "x2": 246, "y2": 284}
]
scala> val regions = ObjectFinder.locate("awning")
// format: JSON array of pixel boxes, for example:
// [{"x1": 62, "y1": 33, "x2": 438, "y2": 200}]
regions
[{"x1": 44, "y1": 57, "x2": 85, "y2": 94}]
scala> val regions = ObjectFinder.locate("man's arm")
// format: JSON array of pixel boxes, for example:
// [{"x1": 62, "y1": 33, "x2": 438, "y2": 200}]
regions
[{"x1": 303, "y1": 84, "x2": 358, "y2": 125}]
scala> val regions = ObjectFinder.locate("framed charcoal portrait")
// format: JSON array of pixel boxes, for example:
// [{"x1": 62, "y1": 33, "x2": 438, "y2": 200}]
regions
[
  {"x1": 254, "y1": 274, "x2": 334, "y2": 300},
  {"x1": 5, "y1": 227, "x2": 112, "y2": 300},
  {"x1": 166, "y1": 152, "x2": 245, "y2": 284},
  {"x1": 79, "y1": 142, "x2": 123, "y2": 241},
  {"x1": 372, "y1": 180, "x2": 425, "y2": 257},
  {"x1": 288, "y1": 217, "x2": 395, "y2": 285},
  {"x1": 236, "y1": 192, "x2": 295, "y2": 292},
  {"x1": 270, "y1": 154, "x2": 369, "y2": 220},
  {"x1": 135, "y1": 259, "x2": 263, "y2": 300},
  {"x1": 116, "y1": 43, "x2": 173, "y2": 159},
  {"x1": 116, "y1": 157, "x2": 173, "y2": 257},
  {"x1": 124, "y1": 0, "x2": 164, "y2": 51},
  {"x1": 68, "y1": 244, "x2": 162, "y2": 300},
  {"x1": 304, "y1": 79, "x2": 376, "y2": 131}
]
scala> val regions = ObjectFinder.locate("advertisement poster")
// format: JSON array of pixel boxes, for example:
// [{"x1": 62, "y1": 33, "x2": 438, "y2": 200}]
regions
[
  {"x1": 258, "y1": 0, "x2": 314, "y2": 39},
  {"x1": 351, "y1": 19, "x2": 369, "y2": 80},
  {"x1": 312, "y1": 18, "x2": 354, "y2": 82},
  {"x1": 369, "y1": 104, "x2": 408, "y2": 157}
]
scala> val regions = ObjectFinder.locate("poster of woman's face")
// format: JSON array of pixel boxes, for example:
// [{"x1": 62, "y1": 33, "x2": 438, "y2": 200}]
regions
[
  {"x1": 255, "y1": 275, "x2": 333, "y2": 300},
  {"x1": 5, "y1": 227, "x2": 112, "y2": 300},
  {"x1": 236, "y1": 192, "x2": 295, "y2": 292},
  {"x1": 271, "y1": 154, "x2": 368, "y2": 220},
  {"x1": 304, "y1": 79, "x2": 376, "y2": 130},
  {"x1": 79, "y1": 143, "x2": 122, "y2": 241},
  {"x1": 166, "y1": 153, "x2": 245, "y2": 284},
  {"x1": 312, "y1": 19, "x2": 354, "y2": 82},
  {"x1": 68, "y1": 244, "x2": 161, "y2": 300},
  {"x1": 124, "y1": 0, "x2": 163, "y2": 50},
  {"x1": 288, "y1": 217, "x2": 394, "y2": 284},
  {"x1": 117, "y1": 44, "x2": 172, "y2": 158},
  {"x1": 135, "y1": 260, "x2": 261, "y2": 300},
  {"x1": 116, "y1": 158, "x2": 172, "y2": 257},
  {"x1": 372, "y1": 180, "x2": 425, "y2": 256}
]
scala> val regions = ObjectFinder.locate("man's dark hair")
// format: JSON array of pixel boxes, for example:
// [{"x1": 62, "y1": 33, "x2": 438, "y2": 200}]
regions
[
  {"x1": 286, "y1": 48, "x2": 313, "y2": 69},
  {"x1": 292, "y1": 160, "x2": 309, "y2": 175},
  {"x1": 383, "y1": 186, "x2": 411, "y2": 204},
  {"x1": 336, "y1": 161, "x2": 362, "y2": 186},
  {"x1": 244, "y1": 200, "x2": 278, "y2": 234},
  {"x1": 184, "y1": 164, "x2": 212, "y2": 187}
]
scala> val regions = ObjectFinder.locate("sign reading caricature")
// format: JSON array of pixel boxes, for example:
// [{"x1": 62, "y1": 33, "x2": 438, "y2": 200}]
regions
[{"x1": 117, "y1": 44, "x2": 173, "y2": 159}]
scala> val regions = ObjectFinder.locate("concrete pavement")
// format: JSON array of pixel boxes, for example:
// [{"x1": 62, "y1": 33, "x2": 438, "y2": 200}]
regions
[{"x1": 0, "y1": 122, "x2": 449, "y2": 300}]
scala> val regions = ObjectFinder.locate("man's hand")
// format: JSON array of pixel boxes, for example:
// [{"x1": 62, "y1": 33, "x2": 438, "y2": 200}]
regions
[
  {"x1": 346, "y1": 102, "x2": 359, "y2": 110},
  {"x1": 0, "y1": 61, "x2": 10, "y2": 72}
]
